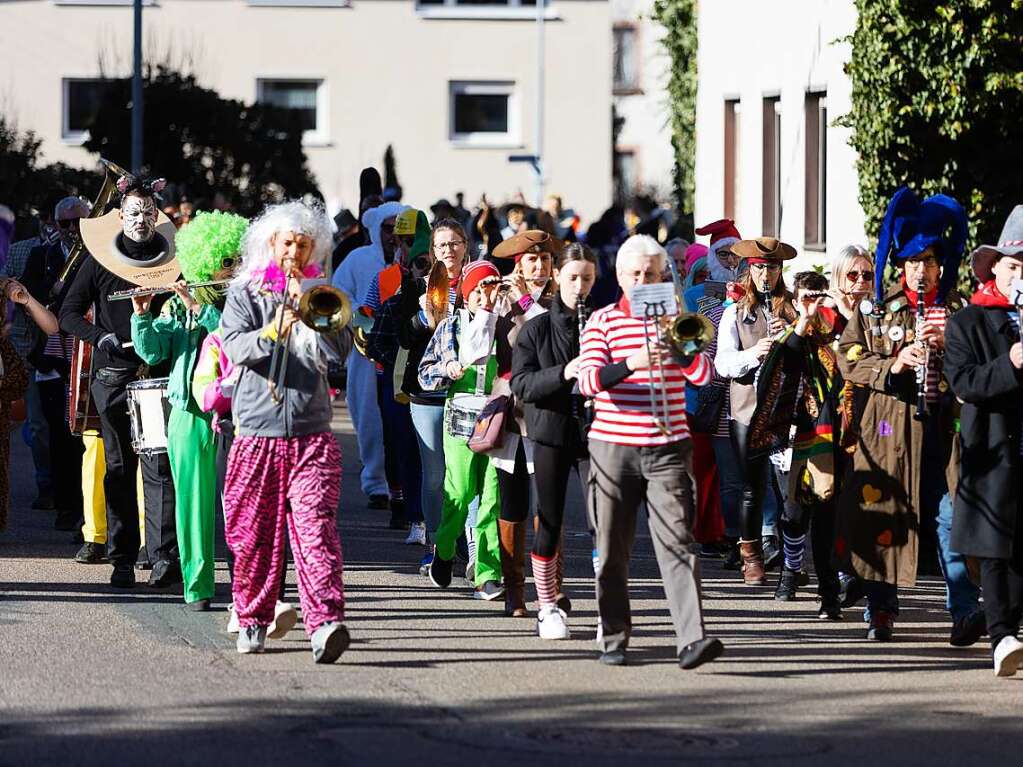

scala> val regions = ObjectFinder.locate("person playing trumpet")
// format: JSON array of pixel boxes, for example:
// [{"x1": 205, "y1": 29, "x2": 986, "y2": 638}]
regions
[{"x1": 220, "y1": 201, "x2": 352, "y2": 663}]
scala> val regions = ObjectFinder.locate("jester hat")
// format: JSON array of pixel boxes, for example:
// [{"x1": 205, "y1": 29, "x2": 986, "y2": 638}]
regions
[
  {"x1": 175, "y1": 210, "x2": 249, "y2": 282},
  {"x1": 874, "y1": 186, "x2": 968, "y2": 302}
]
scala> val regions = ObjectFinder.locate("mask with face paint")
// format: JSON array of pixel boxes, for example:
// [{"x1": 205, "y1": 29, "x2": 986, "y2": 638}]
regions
[{"x1": 121, "y1": 194, "x2": 159, "y2": 243}]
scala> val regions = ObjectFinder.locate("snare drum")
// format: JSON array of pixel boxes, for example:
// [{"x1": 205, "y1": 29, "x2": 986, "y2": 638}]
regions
[
  {"x1": 444, "y1": 394, "x2": 487, "y2": 439},
  {"x1": 127, "y1": 378, "x2": 171, "y2": 455}
]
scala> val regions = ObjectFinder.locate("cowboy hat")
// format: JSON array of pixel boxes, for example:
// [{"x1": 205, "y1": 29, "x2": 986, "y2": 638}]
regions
[
  {"x1": 971, "y1": 205, "x2": 1023, "y2": 283},
  {"x1": 731, "y1": 237, "x2": 797, "y2": 262},
  {"x1": 81, "y1": 208, "x2": 180, "y2": 288},
  {"x1": 491, "y1": 229, "x2": 564, "y2": 260}
]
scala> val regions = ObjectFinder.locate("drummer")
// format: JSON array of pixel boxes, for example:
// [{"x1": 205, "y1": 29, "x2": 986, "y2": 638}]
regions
[
  {"x1": 419, "y1": 260, "x2": 510, "y2": 598},
  {"x1": 131, "y1": 211, "x2": 248, "y2": 611}
]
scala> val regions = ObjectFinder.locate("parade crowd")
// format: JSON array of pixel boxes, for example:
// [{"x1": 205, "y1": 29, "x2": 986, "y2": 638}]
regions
[{"x1": 1, "y1": 164, "x2": 1022, "y2": 677}]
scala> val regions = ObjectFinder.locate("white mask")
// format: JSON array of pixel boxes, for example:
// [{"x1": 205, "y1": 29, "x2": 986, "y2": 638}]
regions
[{"x1": 121, "y1": 195, "x2": 158, "y2": 243}]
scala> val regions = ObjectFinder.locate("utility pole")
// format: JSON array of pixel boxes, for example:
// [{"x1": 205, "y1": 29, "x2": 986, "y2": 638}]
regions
[
  {"x1": 131, "y1": 0, "x2": 144, "y2": 173},
  {"x1": 534, "y1": 0, "x2": 546, "y2": 208}
]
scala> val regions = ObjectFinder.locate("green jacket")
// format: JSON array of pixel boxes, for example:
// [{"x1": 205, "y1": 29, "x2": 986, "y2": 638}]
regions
[{"x1": 131, "y1": 296, "x2": 222, "y2": 414}]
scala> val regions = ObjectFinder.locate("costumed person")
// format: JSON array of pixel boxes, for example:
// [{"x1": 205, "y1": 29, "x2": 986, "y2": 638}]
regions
[
  {"x1": 747, "y1": 272, "x2": 843, "y2": 617},
  {"x1": 579, "y1": 235, "x2": 722, "y2": 669},
  {"x1": 0, "y1": 268, "x2": 31, "y2": 532},
  {"x1": 129, "y1": 211, "x2": 240, "y2": 610},
  {"x1": 364, "y1": 208, "x2": 429, "y2": 535},
  {"x1": 714, "y1": 237, "x2": 797, "y2": 585},
  {"x1": 332, "y1": 201, "x2": 408, "y2": 510},
  {"x1": 510, "y1": 243, "x2": 597, "y2": 639},
  {"x1": 59, "y1": 173, "x2": 181, "y2": 588},
  {"x1": 220, "y1": 201, "x2": 351, "y2": 662},
  {"x1": 421, "y1": 260, "x2": 508, "y2": 601},
  {"x1": 945, "y1": 205, "x2": 1023, "y2": 675},
  {"x1": 489, "y1": 230, "x2": 559, "y2": 617},
  {"x1": 837, "y1": 187, "x2": 982, "y2": 643}
]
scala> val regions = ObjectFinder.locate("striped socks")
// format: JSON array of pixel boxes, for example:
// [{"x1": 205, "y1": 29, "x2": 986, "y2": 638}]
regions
[
  {"x1": 782, "y1": 532, "x2": 806, "y2": 572},
  {"x1": 532, "y1": 554, "x2": 558, "y2": 607}
]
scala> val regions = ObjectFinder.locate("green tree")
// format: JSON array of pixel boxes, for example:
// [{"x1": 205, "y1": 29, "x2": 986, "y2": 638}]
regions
[
  {"x1": 651, "y1": 0, "x2": 698, "y2": 236},
  {"x1": 83, "y1": 67, "x2": 320, "y2": 215},
  {"x1": 842, "y1": 1, "x2": 1023, "y2": 254}
]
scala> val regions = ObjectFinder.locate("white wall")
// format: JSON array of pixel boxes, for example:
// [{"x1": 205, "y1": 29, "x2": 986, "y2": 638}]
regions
[
  {"x1": 0, "y1": 0, "x2": 612, "y2": 223},
  {"x1": 694, "y1": 0, "x2": 866, "y2": 270}
]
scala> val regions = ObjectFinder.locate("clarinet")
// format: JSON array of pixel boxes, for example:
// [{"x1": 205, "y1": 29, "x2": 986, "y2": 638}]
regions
[
  {"x1": 573, "y1": 300, "x2": 594, "y2": 438},
  {"x1": 913, "y1": 276, "x2": 929, "y2": 421}
]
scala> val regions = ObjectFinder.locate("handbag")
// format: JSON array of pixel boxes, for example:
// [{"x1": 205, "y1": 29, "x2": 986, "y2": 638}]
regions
[
  {"x1": 689, "y1": 384, "x2": 725, "y2": 434},
  {"x1": 468, "y1": 393, "x2": 512, "y2": 453}
]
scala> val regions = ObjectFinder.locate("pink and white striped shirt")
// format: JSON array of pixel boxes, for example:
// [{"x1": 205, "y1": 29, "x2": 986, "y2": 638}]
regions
[{"x1": 578, "y1": 297, "x2": 712, "y2": 446}]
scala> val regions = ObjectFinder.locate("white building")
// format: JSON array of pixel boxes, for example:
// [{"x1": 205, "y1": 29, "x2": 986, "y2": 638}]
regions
[
  {"x1": 0, "y1": 0, "x2": 612, "y2": 223},
  {"x1": 611, "y1": 0, "x2": 674, "y2": 204},
  {"x1": 694, "y1": 0, "x2": 867, "y2": 269}
]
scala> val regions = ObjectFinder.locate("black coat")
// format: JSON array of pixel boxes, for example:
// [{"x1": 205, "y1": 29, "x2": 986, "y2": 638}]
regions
[
  {"x1": 510, "y1": 294, "x2": 586, "y2": 450},
  {"x1": 945, "y1": 303, "x2": 1023, "y2": 561}
]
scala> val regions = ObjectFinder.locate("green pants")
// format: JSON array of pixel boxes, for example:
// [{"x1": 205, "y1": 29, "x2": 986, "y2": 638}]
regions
[
  {"x1": 437, "y1": 432, "x2": 501, "y2": 586},
  {"x1": 167, "y1": 406, "x2": 217, "y2": 603}
]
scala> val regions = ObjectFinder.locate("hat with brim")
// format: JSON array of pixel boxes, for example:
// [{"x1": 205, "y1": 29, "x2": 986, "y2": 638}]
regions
[
  {"x1": 971, "y1": 205, "x2": 1023, "y2": 282},
  {"x1": 499, "y1": 201, "x2": 530, "y2": 219},
  {"x1": 491, "y1": 229, "x2": 563, "y2": 261},
  {"x1": 731, "y1": 237, "x2": 797, "y2": 263},
  {"x1": 81, "y1": 209, "x2": 180, "y2": 288},
  {"x1": 430, "y1": 199, "x2": 454, "y2": 214}
]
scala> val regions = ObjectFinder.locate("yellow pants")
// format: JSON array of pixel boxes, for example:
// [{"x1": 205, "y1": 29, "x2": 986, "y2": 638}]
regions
[{"x1": 80, "y1": 430, "x2": 145, "y2": 546}]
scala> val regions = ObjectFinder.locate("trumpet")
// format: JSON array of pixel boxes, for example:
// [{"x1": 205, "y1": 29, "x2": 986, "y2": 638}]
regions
[
  {"x1": 108, "y1": 279, "x2": 232, "y2": 301},
  {"x1": 268, "y1": 280, "x2": 353, "y2": 405}
]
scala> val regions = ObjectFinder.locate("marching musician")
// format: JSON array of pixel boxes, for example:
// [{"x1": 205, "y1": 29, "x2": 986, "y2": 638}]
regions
[
  {"x1": 59, "y1": 175, "x2": 181, "y2": 589},
  {"x1": 510, "y1": 243, "x2": 597, "y2": 639},
  {"x1": 837, "y1": 188, "x2": 982, "y2": 644},
  {"x1": 945, "y1": 205, "x2": 1023, "y2": 676},
  {"x1": 129, "y1": 211, "x2": 247, "y2": 612},
  {"x1": 578, "y1": 234, "x2": 722, "y2": 669},
  {"x1": 220, "y1": 201, "x2": 351, "y2": 663}
]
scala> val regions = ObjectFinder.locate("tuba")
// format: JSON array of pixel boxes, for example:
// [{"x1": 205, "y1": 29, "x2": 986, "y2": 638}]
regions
[{"x1": 58, "y1": 158, "x2": 130, "y2": 285}]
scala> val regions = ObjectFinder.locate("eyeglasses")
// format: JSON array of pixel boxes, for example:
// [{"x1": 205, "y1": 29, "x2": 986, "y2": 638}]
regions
[
  {"x1": 750, "y1": 263, "x2": 781, "y2": 273},
  {"x1": 846, "y1": 270, "x2": 873, "y2": 282},
  {"x1": 905, "y1": 256, "x2": 939, "y2": 268},
  {"x1": 434, "y1": 241, "x2": 465, "y2": 251}
]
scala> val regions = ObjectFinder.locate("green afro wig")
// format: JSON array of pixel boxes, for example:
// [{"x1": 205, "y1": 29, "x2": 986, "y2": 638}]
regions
[{"x1": 174, "y1": 210, "x2": 249, "y2": 283}]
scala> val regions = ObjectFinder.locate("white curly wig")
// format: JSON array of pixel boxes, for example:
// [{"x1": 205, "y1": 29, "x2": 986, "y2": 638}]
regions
[{"x1": 234, "y1": 200, "x2": 334, "y2": 288}]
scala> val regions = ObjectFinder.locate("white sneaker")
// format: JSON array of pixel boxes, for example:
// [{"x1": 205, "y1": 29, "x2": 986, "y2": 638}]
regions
[
  {"x1": 405, "y1": 522, "x2": 426, "y2": 546},
  {"x1": 267, "y1": 601, "x2": 299, "y2": 640},
  {"x1": 994, "y1": 635, "x2": 1023, "y2": 677},
  {"x1": 226, "y1": 604, "x2": 240, "y2": 634},
  {"x1": 236, "y1": 625, "x2": 266, "y2": 654},
  {"x1": 537, "y1": 604, "x2": 571, "y2": 640}
]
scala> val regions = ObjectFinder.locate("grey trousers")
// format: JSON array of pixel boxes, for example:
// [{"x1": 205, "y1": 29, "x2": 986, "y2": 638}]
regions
[{"x1": 589, "y1": 437, "x2": 706, "y2": 654}]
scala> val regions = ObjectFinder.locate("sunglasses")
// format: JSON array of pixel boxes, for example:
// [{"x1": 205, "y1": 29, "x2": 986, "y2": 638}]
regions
[{"x1": 846, "y1": 270, "x2": 873, "y2": 282}]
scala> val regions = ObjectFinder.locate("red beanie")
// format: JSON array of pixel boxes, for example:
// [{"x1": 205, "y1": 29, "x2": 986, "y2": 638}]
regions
[
  {"x1": 695, "y1": 218, "x2": 741, "y2": 246},
  {"x1": 460, "y1": 260, "x2": 501, "y2": 300}
]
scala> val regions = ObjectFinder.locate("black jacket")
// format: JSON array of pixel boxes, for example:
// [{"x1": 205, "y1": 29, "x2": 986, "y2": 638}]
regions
[
  {"x1": 393, "y1": 274, "x2": 445, "y2": 402},
  {"x1": 945, "y1": 303, "x2": 1023, "y2": 561},
  {"x1": 510, "y1": 294, "x2": 586, "y2": 449}
]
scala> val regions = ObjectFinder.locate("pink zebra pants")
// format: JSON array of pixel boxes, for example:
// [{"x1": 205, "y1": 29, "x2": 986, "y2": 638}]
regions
[{"x1": 224, "y1": 432, "x2": 345, "y2": 636}]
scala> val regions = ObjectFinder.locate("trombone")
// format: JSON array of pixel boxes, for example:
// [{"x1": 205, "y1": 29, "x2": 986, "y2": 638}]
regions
[{"x1": 268, "y1": 279, "x2": 353, "y2": 404}]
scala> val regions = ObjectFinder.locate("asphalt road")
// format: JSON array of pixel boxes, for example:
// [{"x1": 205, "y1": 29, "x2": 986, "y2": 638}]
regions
[{"x1": 2, "y1": 405, "x2": 1022, "y2": 766}]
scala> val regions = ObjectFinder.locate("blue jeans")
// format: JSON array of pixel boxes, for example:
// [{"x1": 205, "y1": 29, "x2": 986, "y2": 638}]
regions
[
  {"x1": 762, "y1": 465, "x2": 783, "y2": 538},
  {"x1": 864, "y1": 580, "x2": 900, "y2": 621},
  {"x1": 711, "y1": 435, "x2": 743, "y2": 538},
  {"x1": 937, "y1": 493, "x2": 981, "y2": 621},
  {"x1": 409, "y1": 401, "x2": 445, "y2": 534}
]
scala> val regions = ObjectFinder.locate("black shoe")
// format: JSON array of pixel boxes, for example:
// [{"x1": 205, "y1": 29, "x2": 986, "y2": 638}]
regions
[
  {"x1": 32, "y1": 495, "x2": 55, "y2": 511},
  {"x1": 74, "y1": 542, "x2": 108, "y2": 564},
  {"x1": 774, "y1": 567, "x2": 799, "y2": 601},
  {"x1": 135, "y1": 547, "x2": 152, "y2": 571},
  {"x1": 840, "y1": 577, "x2": 865, "y2": 608},
  {"x1": 762, "y1": 536, "x2": 782, "y2": 570},
  {"x1": 429, "y1": 555, "x2": 453, "y2": 588},
  {"x1": 679, "y1": 637, "x2": 724, "y2": 670},
  {"x1": 817, "y1": 599, "x2": 843, "y2": 621},
  {"x1": 187, "y1": 599, "x2": 212, "y2": 612},
  {"x1": 949, "y1": 610, "x2": 987, "y2": 648},
  {"x1": 721, "y1": 545, "x2": 742, "y2": 571},
  {"x1": 556, "y1": 593, "x2": 573, "y2": 615},
  {"x1": 796, "y1": 569, "x2": 811, "y2": 587},
  {"x1": 866, "y1": 611, "x2": 894, "y2": 641},
  {"x1": 110, "y1": 564, "x2": 136, "y2": 589},
  {"x1": 148, "y1": 559, "x2": 183, "y2": 588},
  {"x1": 599, "y1": 649, "x2": 627, "y2": 666},
  {"x1": 368, "y1": 494, "x2": 389, "y2": 510},
  {"x1": 54, "y1": 510, "x2": 78, "y2": 532}
]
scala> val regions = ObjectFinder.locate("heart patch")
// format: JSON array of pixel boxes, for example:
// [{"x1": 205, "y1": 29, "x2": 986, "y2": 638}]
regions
[{"x1": 862, "y1": 484, "x2": 882, "y2": 504}]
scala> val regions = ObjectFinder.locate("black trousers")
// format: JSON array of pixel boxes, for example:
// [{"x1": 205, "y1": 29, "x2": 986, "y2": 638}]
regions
[
  {"x1": 497, "y1": 439, "x2": 530, "y2": 523},
  {"x1": 730, "y1": 420, "x2": 772, "y2": 541},
  {"x1": 980, "y1": 557, "x2": 1023, "y2": 649},
  {"x1": 36, "y1": 377, "x2": 83, "y2": 514},
  {"x1": 91, "y1": 378, "x2": 140, "y2": 568},
  {"x1": 532, "y1": 441, "x2": 589, "y2": 558},
  {"x1": 781, "y1": 496, "x2": 840, "y2": 599},
  {"x1": 141, "y1": 451, "x2": 177, "y2": 564}
]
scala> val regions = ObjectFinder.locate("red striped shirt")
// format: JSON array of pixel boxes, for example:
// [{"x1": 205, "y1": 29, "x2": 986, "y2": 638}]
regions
[{"x1": 578, "y1": 299, "x2": 712, "y2": 446}]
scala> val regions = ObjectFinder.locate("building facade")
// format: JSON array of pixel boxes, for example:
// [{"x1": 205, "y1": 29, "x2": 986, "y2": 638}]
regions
[
  {"x1": 0, "y1": 0, "x2": 612, "y2": 222},
  {"x1": 694, "y1": 0, "x2": 867, "y2": 269}
]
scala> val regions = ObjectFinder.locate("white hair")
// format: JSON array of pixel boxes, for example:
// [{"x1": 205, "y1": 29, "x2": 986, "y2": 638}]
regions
[
  {"x1": 831, "y1": 244, "x2": 872, "y2": 287},
  {"x1": 616, "y1": 234, "x2": 667, "y2": 274},
  {"x1": 234, "y1": 200, "x2": 334, "y2": 288}
]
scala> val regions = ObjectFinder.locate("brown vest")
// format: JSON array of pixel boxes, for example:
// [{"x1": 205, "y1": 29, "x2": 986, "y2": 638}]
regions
[{"x1": 730, "y1": 305, "x2": 769, "y2": 425}]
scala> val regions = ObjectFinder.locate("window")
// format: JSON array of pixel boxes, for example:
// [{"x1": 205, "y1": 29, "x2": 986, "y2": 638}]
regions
[
  {"x1": 62, "y1": 78, "x2": 111, "y2": 143},
  {"x1": 804, "y1": 91, "x2": 827, "y2": 250},
  {"x1": 613, "y1": 24, "x2": 640, "y2": 94},
  {"x1": 417, "y1": 1, "x2": 554, "y2": 20},
  {"x1": 449, "y1": 81, "x2": 518, "y2": 146},
  {"x1": 256, "y1": 79, "x2": 328, "y2": 145},
  {"x1": 613, "y1": 148, "x2": 638, "y2": 206},
  {"x1": 724, "y1": 98, "x2": 741, "y2": 220},
  {"x1": 762, "y1": 96, "x2": 782, "y2": 238}
]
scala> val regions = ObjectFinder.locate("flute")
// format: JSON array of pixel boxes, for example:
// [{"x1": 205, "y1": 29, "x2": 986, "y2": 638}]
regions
[{"x1": 108, "y1": 279, "x2": 231, "y2": 301}]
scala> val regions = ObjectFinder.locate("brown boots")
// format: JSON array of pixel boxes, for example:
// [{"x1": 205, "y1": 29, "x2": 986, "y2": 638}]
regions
[
  {"x1": 739, "y1": 539, "x2": 767, "y2": 586},
  {"x1": 499, "y1": 520, "x2": 528, "y2": 617}
]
